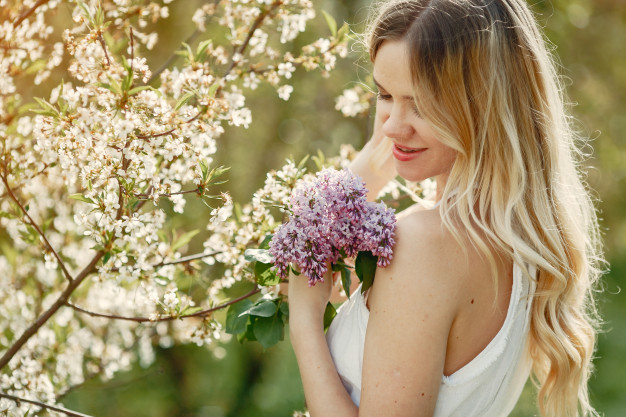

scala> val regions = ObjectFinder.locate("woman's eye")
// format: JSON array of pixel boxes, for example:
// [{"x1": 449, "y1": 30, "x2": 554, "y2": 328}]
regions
[{"x1": 376, "y1": 92, "x2": 392, "y2": 101}]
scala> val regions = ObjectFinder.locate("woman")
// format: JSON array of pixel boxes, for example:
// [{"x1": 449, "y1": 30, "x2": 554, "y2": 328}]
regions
[{"x1": 287, "y1": 0, "x2": 604, "y2": 416}]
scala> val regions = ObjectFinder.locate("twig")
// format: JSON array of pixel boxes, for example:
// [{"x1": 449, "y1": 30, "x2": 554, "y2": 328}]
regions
[
  {"x1": 0, "y1": 172, "x2": 73, "y2": 283},
  {"x1": 135, "y1": 112, "x2": 201, "y2": 140},
  {"x1": 145, "y1": 0, "x2": 223, "y2": 85},
  {"x1": 0, "y1": 251, "x2": 105, "y2": 371},
  {"x1": 159, "y1": 250, "x2": 223, "y2": 267},
  {"x1": 136, "y1": 2, "x2": 281, "y2": 141},
  {"x1": 0, "y1": 392, "x2": 93, "y2": 417},
  {"x1": 109, "y1": 250, "x2": 223, "y2": 273},
  {"x1": 12, "y1": 0, "x2": 51, "y2": 27},
  {"x1": 223, "y1": 1, "x2": 282, "y2": 77},
  {"x1": 97, "y1": 32, "x2": 111, "y2": 67},
  {"x1": 146, "y1": 29, "x2": 200, "y2": 85},
  {"x1": 133, "y1": 187, "x2": 202, "y2": 199},
  {"x1": 130, "y1": 26, "x2": 135, "y2": 74},
  {"x1": 0, "y1": 163, "x2": 50, "y2": 199},
  {"x1": 67, "y1": 286, "x2": 263, "y2": 322}
]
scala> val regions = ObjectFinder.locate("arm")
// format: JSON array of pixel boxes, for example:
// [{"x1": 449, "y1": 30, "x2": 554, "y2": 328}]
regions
[{"x1": 288, "y1": 212, "x2": 461, "y2": 417}]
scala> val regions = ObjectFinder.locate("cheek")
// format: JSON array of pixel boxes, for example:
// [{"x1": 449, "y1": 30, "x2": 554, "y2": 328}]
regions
[
  {"x1": 375, "y1": 101, "x2": 391, "y2": 121},
  {"x1": 442, "y1": 148, "x2": 458, "y2": 169}
]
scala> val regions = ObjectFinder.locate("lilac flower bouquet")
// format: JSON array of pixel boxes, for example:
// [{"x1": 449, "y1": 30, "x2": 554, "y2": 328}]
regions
[{"x1": 269, "y1": 168, "x2": 396, "y2": 291}]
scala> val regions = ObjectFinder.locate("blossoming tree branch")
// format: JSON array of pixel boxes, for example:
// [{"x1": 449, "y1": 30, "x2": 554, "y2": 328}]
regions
[
  {"x1": 0, "y1": 0, "x2": 436, "y2": 415},
  {"x1": 0, "y1": 0, "x2": 353, "y2": 413}
]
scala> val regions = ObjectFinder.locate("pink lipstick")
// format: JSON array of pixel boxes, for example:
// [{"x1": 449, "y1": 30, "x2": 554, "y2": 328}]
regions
[{"x1": 392, "y1": 144, "x2": 426, "y2": 162}]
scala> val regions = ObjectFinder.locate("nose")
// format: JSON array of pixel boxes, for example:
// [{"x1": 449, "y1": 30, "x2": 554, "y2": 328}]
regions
[{"x1": 381, "y1": 107, "x2": 414, "y2": 141}]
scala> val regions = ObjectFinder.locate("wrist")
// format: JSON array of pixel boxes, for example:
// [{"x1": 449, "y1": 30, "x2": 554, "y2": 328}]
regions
[{"x1": 289, "y1": 313, "x2": 326, "y2": 347}]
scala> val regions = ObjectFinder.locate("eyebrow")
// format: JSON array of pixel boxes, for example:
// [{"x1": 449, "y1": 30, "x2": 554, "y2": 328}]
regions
[{"x1": 373, "y1": 77, "x2": 415, "y2": 101}]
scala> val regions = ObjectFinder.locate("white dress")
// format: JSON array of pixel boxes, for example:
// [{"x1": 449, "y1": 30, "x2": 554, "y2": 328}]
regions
[{"x1": 325, "y1": 261, "x2": 536, "y2": 417}]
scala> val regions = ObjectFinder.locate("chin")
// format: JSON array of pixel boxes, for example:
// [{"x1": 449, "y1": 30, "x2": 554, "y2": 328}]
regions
[{"x1": 394, "y1": 165, "x2": 429, "y2": 183}]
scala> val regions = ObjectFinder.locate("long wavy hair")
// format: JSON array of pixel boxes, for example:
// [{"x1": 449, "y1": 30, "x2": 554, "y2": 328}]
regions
[{"x1": 366, "y1": 1, "x2": 604, "y2": 416}]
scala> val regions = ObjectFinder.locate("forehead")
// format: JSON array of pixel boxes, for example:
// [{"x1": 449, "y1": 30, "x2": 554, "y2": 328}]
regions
[{"x1": 372, "y1": 39, "x2": 414, "y2": 96}]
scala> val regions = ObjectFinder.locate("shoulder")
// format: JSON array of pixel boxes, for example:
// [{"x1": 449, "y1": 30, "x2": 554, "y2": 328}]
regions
[
  {"x1": 376, "y1": 207, "x2": 468, "y2": 300},
  {"x1": 368, "y1": 207, "x2": 473, "y2": 333},
  {"x1": 359, "y1": 209, "x2": 468, "y2": 413}
]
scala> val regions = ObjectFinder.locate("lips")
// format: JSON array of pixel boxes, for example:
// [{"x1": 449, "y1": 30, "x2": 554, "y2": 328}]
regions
[{"x1": 392, "y1": 143, "x2": 426, "y2": 162}]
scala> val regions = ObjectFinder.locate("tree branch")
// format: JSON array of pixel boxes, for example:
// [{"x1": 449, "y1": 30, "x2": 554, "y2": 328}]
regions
[
  {"x1": 135, "y1": 1, "x2": 281, "y2": 141},
  {"x1": 67, "y1": 285, "x2": 263, "y2": 322},
  {"x1": 109, "y1": 250, "x2": 223, "y2": 273},
  {"x1": 135, "y1": 111, "x2": 202, "y2": 140},
  {"x1": 133, "y1": 187, "x2": 202, "y2": 200},
  {"x1": 0, "y1": 163, "x2": 50, "y2": 199},
  {"x1": 97, "y1": 32, "x2": 111, "y2": 67},
  {"x1": 223, "y1": 1, "x2": 282, "y2": 77},
  {"x1": 0, "y1": 172, "x2": 73, "y2": 283},
  {"x1": 0, "y1": 251, "x2": 104, "y2": 371},
  {"x1": 158, "y1": 250, "x2": 223, "y2": 267},
  {"x1": 145, "y1": 0, "x2": 222, "y2": 85},
  {"x1": 146, "y1": 29, "x2": 200, "y2": 85},
  {"x1": 0, "y1": 391, "x2": 94, "y2": 417},
  {"x1": 12, "y1": 0, "x2": 51, "y2": 27}
]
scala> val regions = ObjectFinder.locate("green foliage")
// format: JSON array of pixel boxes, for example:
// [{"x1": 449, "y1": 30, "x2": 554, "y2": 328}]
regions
[
  {"x1": 226, "y1": 297, "x2": 288, "y2": 350},
  {"x1": 355, "y1": 250, "x2": 378, "y2": 295},
  {"x1": 323, "y1": 302, "x2": 337, "y2": 331}
]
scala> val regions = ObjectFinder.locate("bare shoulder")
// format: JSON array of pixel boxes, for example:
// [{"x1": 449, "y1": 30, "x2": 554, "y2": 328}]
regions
[
  {"x1": 359, "y1": 209, "x2": 467, "y2": 414},
  {"x1": 373, "y1": 208, "x2": 467, "y2": 301},
  {"x1": 366, "y1": 208, "x2": 467, "y2": 328}
]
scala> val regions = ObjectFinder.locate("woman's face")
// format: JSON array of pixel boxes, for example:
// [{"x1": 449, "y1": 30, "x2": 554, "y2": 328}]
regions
[{"x1": 372, "y1": 39, "x2": 457, "y2": 185}]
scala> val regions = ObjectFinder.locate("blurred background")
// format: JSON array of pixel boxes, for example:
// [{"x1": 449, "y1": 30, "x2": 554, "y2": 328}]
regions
[{"x1": 36, "y1": 0, "x2": 624, "y2": 415}]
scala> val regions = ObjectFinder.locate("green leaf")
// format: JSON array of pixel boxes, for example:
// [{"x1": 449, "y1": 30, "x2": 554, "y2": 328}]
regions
[
  {"x1": 69, "y1": 193, "x2": 96, "y2": 205},
  {"x1": 297, "y1": 155, "x2": 309, "y2": 171},
  {"x1": 77, "y1": 2, "x2": 93, "y2": 21},
  {"x1": 195, "y1": 39, "x2": 213, "y2": 61},
  {"x1": 0, "y1": 210, "x2": 16, "y2": 219},
  {"x1": 321, "y1": 10, "x2": 337, "y2": 37},
  {"x1": 128, "y1": 85, "x2": 155, "y2": 95},
  {"x1": 171, "y1": 229, "x2": 199, "y2": 252},
  {"x1": 323, "y1": 302, "x2": 337, "y2": 331},
  {"x1": 242, "y1": 318, "x2": 257, "y2": 342},
  {"x1": 25, "y1": 59, "x2": 47, "y2": 75},
  {"x1": 341, "y1": 267, "x2": 352, "y2": 299},
  {"x1": 207, "y1": 82, "x2": 220, "y2": 97},
  {"x1": 32, "y1": 97, "x2": 59, "y2": 118},
  {"x1": 337, "y1": 22, "x2": 350, "y2": 41},
  {"x1": 95, "y1": 82, "x2": 117, "y2": 93},
  {"x1": 253, "y1": 314, "x2": 284, "y2": 350},
  {"x1": 102, "y1": 252, "x2": 112, "y2": 265},
  {"x1": 239, "y1": 300, "x2": 277, "y2": 318},
  {"x1": 206, "y1": 166, "x2": 230, "y2": 184},
  {"x1": 355, "y1": 251, "x2": 378, "y2": 295},
  {"x1": 244, "y1": 248, "x2": 273, "y2": 264},
  {"x1": 225, "y1": 299, "x2": 253, "y2": 334},
  {"x1": 175, "y1": 91, "x2": 195, "y2": 111},
  {"x1": 199, "y1": 160, "x2": 209, "y2": 181},
  {"x1": 255, "y1": 261, "x2": 280, "y2": 286},
  {"x1": 259, "y1": 234, "x2": 273, "y2": 250},
  {"x1": 42, "y1": 217, "x2": 54, "y2": 233},
  {"x1": 180, "y1": 305, "x2": 204, "y2": 316},
  {"x1": 279, "y1": 300, "x2": 289, "y2": 318},
  {"x1": 94, "y1": 5, "x2": 104, "y2": 26}
]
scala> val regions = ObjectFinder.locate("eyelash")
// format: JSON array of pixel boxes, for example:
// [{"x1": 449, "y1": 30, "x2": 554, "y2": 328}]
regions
[{"x1": 377, "y1": 92, "x2": 421, "y2": 116}]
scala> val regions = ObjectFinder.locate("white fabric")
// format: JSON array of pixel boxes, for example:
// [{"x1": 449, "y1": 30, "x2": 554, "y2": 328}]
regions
[{"x1": 325, "y1": 261, "x2": 536, "y2": 416}]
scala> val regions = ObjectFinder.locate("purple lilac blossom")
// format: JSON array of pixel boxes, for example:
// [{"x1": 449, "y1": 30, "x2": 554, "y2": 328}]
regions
[{"x1": 269, "y1": 168, "x2": 396, "y2": 286}]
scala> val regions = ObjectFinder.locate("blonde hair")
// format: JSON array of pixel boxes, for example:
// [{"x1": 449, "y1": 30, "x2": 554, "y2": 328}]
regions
[{"x1": 367, "y1": 1, "x2": 604, "y2": 416}]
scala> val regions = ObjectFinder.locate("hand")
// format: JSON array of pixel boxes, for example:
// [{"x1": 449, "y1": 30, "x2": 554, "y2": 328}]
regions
[
  {"x1": 349, "y1": 116, "x2": 397, "y2": 201},
  {"x1": 287, "y1": 266, "x2": 335, "y2": 322}
]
